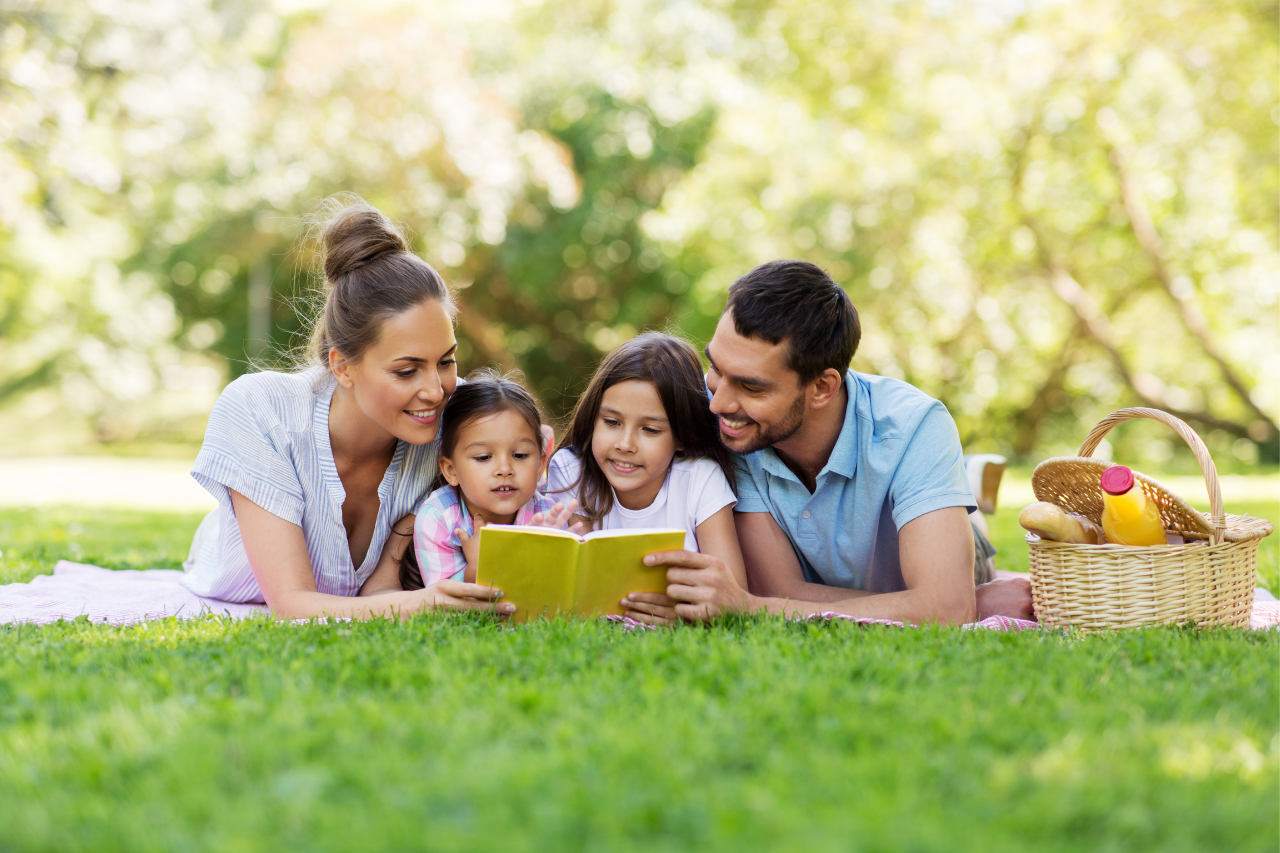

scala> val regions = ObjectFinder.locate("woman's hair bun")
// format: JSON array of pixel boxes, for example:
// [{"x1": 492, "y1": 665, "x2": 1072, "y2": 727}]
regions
[{"x1": 322, "y1": 204, "x2": 409, "y2": 282}]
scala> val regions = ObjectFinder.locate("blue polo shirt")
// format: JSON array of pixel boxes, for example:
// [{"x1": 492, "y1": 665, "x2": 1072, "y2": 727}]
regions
[{"x1": 733, "y1": 369, "x2": 976, "y2": 593}]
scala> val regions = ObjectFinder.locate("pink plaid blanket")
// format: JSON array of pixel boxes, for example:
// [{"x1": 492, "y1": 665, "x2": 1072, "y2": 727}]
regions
[{"x1": 2, "y1": 562, "x2": 1277, "y2": 630}]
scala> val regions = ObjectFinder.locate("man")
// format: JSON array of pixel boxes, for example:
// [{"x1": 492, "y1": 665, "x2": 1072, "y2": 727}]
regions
[{"x1": 630, "y1": 260, "x2": 1034, "y2": 624}]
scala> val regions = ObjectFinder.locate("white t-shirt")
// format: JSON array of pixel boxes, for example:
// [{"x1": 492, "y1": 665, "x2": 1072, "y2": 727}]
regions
[{"x1": 545, "y1": 449, "x2": 736, "y2": 553}]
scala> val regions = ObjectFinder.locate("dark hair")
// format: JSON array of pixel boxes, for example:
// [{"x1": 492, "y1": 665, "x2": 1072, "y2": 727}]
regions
[
  {"x1": 725, "y1": 260, "x2": 860, "y2": 384},
  {"x1": 311, "y1": 199, "x2": 454, "y2": 371},
  {"x1": 554, "y1": 332, "x2": 736, "y2": 527},
  {"x1": 437, "y1": 369, "x2": 545, "y2": 462},
  {"x1": 399, "y1": 369, "x2": 545, "y2": 591}
]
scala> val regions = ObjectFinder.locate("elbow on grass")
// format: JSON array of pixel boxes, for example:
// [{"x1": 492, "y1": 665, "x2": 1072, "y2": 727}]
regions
[
  {"x1": 920, "y1": 592, "x2": 976, "y2": 627},
  {"x1": 945, "y1": 592, "x2": 978, "y2": 626}
]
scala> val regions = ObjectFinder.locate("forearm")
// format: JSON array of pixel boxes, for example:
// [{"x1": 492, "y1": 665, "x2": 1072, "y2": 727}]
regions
[
  {"x1": 269, "y1": 587, "x2": 427, "y2": 621},
  {"x1": 748, "y1": 585, "x2": 975, "y2": 626},
  {"x1": 757, "y1": 576, "x2": 873, "y2": 604}
]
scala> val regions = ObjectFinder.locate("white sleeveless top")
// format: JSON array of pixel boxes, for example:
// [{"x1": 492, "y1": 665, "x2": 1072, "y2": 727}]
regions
[{"x1": 182, "y1": 369, "x2": 440, "y2": 603}]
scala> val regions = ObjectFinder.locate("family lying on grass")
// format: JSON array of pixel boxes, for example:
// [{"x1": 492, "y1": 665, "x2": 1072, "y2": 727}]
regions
[{"x1": 181, "y1": 200, "x2": 1034, "y2": 624}]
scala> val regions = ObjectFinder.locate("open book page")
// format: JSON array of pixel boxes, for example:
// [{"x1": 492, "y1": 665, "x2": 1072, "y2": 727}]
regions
[
  {"x1": 576, "y1": 529, "x2": 684, "y2": 616},
  {"x1": 475, "y1": 525, "x2": 684, "y2": 622}
]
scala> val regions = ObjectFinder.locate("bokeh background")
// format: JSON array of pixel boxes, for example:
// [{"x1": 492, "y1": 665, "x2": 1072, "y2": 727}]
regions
[{"x1": 2, "y1": 0, "x2": 1277, "y2": 472}]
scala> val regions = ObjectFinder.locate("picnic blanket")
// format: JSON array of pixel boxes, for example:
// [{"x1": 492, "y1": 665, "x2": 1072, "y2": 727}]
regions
[
  {"x1": 0, "y1": 561, "x2": 266, "y2": 625},
  {"x1": 1, "y1": 561, "x2": 1277, "y2": 630}
]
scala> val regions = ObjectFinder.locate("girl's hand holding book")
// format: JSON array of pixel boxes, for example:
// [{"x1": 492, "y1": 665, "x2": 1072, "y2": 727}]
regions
[{"x1": 529, "y1": 499, "x2": 585, "y2": 535}]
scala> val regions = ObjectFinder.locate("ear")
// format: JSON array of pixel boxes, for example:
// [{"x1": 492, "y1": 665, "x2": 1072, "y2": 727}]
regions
[
  {"x1": 439, "y1": 455, "x2": 461, "y2": 487},
  {"x1": 808, "y1": 368, "x2": 844, "y2": 410},
  {"x1": 330, "y1": 347, "x2": 355, "y2": 389}
]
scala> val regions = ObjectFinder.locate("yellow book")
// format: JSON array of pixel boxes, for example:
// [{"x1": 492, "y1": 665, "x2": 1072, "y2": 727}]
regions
[{"x1": 475, "y1": 525, "x2": 685, "y2": 623}]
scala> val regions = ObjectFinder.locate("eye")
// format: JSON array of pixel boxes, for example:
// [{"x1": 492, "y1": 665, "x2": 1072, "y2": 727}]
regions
[
  {"x1": 473, "y1": 454, "x2": 491, "y2": 462},
  {"x1": 395, "y1": 368, "x2": 416, "y2": 378},
  {"x1": 439, "y1": 358, "x2": 457, "y2": 368},
  {"x1": 642, "y1": 426, "x2": 663, "y2": 436},
  {"x1": 514, "y1": 451, "x2": 530, "y2": 460},
  {"x1": 602, "y1": 417, "x2": 620, "y2": 427}
]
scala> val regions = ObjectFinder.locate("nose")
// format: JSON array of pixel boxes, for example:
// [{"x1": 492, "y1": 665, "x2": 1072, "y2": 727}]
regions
[
  {"x1": 418, "y1": 370, "x2": 444, "y2": 405},
  {"x1": 708, "y1": 379, "x2": 733, "y2": 416},
  {"x1": 615, "y1": 426, "x2": 637, "y2": 453},
  {"x1": 495, "y1": 454, "x2": 514, "y2": 475}
]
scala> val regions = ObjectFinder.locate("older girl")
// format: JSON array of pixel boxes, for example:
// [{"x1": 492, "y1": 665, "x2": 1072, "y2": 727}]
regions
[
  {"x1": 546, "y1": 332, "x2": 745, "y2": 623},
  {"x1": 181, "y1": 200, "x2": 514, "y2": 619}
]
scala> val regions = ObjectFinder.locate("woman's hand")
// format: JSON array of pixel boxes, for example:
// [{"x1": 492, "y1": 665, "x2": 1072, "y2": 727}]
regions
[
  {"x1": 422, "y1": 579, "x2": 515, "y2": 615},
  {"x1": 620, "y1": 592, "x2": 678, "y2": 626},
  {"x1": 529, "y1": 500, "x2": 585, "y2": 534}
]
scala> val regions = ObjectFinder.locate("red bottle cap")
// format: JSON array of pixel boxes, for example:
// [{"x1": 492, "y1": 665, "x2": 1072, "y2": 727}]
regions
[{"x1": 1100, "y1": 465, "x2": 1135, "y2": 496}]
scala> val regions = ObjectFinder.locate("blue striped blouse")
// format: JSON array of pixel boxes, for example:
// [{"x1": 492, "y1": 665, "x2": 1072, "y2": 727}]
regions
[{"x1": 181, "y1": 369, "x2": 440, "y2": 603}]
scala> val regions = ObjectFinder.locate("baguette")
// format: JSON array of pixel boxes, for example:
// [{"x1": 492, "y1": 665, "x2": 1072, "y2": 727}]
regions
[{"x1": 1019, "y1": 501, "x2": 1106, "y2": 544}]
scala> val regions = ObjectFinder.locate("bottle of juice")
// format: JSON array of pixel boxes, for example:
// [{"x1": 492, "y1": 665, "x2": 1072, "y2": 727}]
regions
[{"x1": 1099, "y1": 465, "x2": 1166, "y2": 546}]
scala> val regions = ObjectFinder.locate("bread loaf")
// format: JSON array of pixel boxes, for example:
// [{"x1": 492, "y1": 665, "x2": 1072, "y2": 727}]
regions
[{"x1": 1019, "y1": 501, "x2": 1106, "y2": 544}]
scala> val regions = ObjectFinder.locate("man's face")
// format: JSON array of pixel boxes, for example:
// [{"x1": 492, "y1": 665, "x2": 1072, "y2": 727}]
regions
[{"x1": 704, "y1": 311, "x2": 806, "y2": 455}]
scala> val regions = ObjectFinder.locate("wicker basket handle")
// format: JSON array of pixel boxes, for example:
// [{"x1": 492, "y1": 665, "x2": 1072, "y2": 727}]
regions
[{"x1": 1077, "y1": 407, "x2": 1225, "y2": 541}]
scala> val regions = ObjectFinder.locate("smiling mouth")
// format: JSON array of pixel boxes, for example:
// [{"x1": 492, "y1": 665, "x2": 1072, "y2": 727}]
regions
[
  {"x1": 491, "y1": 485, "x2": 519, "y2": 495},
  {"x1": 719, "y1": 414, "x2": 753, "y2": 435},
  {"x1": 608, "y1": 459, "x2": 641, "y2": 474},
  {"x1": 404, "y1": 407, "x2": 439, "y2": 424}
]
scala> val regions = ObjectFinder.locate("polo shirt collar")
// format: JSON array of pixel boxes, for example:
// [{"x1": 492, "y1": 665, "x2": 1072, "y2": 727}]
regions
[{"x1": 823, "y1": 370, "x2": 859, "y2": 480}]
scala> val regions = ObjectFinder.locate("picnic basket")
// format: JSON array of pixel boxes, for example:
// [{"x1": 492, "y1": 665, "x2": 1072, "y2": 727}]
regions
[{"x1": 1027, "y1": 407, "x2": 1273, "y2": 631}]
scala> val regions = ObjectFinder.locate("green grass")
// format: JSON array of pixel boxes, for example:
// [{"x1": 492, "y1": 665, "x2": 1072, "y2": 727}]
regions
[
  {"x1": 0, "y1": 506, "x2": 1277, "y2": 852},
  {"x1": 0, "y1": 506, "x2": 206, "y2": 585}
]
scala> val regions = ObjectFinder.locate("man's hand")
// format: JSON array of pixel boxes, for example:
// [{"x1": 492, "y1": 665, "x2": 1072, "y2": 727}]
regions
[
  {"x1": 975, "y1": 576, "x2": 1035, "y2": 621},
  {"x1": 644, "y1": 549, "x2": 753, "y2": 622},
  {"x1": 619, "y1": 591, "x2": 678, "y2": 626}
]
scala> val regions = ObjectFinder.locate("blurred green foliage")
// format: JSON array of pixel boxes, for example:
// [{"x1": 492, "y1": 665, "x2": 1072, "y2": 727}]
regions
[{"x1": 0, "y1": 0, "x2": 1276, "y2": 468}]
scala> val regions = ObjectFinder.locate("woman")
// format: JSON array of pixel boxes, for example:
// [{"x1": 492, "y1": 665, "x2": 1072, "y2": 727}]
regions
[{"x1": 182, "y1": 200, "x2": 516, "y2": 619}]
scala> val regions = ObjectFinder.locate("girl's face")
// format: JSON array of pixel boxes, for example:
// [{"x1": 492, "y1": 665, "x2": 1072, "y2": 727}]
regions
[
  {"x1": 439, "y1": 409, "x2": 542, "y2": 525},
  {"x1": 591, "y1": 380, "x2": 678, "y2": 512},
  {"x1": 337, "y1": 299, "x2": 459, "y2": 446}
]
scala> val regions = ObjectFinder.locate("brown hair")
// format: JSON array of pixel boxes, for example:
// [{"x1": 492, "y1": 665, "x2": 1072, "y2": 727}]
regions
[
  {"x1": 310, "y1": 199, "x2": 454, "y2": 371},
  {"x1": 726, "y1": 260, "x2": 859, "y2": 384},
  {"x1": 437, "y1": 369, "x2": 545, "y2": 462},
  {"x1": 398, "y1": 369, "x2": 546, "y2": 591},
  {"x1": 553, "y1": 332, "x2": 736, "y2": 527}
]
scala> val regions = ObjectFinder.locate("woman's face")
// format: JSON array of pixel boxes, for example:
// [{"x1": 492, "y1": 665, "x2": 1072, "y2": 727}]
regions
[{"x1": 338, "y1": 299, "x2": 459, "y2": 446}]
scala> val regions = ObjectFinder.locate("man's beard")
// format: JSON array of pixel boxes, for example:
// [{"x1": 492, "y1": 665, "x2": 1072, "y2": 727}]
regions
[{"x1": 721, "y1": 392, "x2": 806, "y2": 455}]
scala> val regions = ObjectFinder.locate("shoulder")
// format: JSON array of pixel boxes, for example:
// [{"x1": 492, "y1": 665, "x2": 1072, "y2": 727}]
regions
[
  {"x1": 416, "y1": 486, "x2": 463, "y2": 525},
  {"x1": 671, "y1": 456, "x2": 735, "y2": 504},
  {"x1": 670, "y1": 455, "x2": 728, "y2": 485},
  {"x1": 849, "y1": 370, "x2": 951, "y2": 442},
  {"x1": 550, "y1": 447, "x2": 582, "y2": 470},
  {"x1": 420, "y1": 484, "x2": 460, "y2": 513},
  {"x1": 546, "y1": 447, "x2": 584, "y2": 493},
  {"x1": 213, "y1": 369, "x2": 327, "y2": 431}
]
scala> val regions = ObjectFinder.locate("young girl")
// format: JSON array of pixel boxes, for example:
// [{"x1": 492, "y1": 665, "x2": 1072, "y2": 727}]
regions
[
  {"x1": 408, "y1": 371, "x2": 575, "y2": 589},
  {"x1": 546, "y1": 332, "x2": 746, "y2": 595}
]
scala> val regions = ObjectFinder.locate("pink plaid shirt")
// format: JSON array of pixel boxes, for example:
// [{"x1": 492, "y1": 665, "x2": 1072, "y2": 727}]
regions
[{"x1": 413, "y1": 485, "x2": 559, "y2": 586}]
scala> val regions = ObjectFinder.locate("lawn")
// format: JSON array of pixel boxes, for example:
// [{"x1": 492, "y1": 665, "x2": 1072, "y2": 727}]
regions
[{"x1": 0, "y1": 504, "x2": 1277, "y2": 852}]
